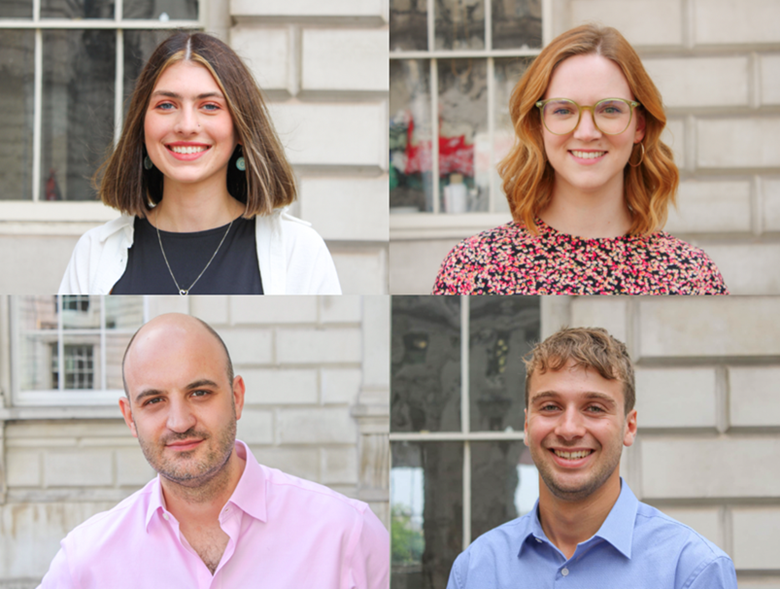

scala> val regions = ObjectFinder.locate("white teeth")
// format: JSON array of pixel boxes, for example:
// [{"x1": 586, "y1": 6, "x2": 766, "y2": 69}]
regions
[
  {"x1": 554, "y1": 449, "x2": 592, "y2": 459},
  {"x1": 170, "y1": 145, "x2": 207, "y2": 155},
  {"x1": 571, "y1": 150, "x2": 605, "y2": 159}
]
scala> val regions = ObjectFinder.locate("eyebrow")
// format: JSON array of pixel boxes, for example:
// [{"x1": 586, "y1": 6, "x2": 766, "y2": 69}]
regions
[
  {"x1": 133, "y1": 379, "x2": 220, "y2": 404},
  {"x1": 530, "y1": 390, "x2": 618, "y2": 408},
  {"x1": 150, "y1": 90, "x2": 224, "y2": 100}
]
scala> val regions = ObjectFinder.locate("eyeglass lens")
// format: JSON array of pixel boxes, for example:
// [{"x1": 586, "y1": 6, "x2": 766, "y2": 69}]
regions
[{"x1": 542, "y1": 99, "x2": 632, "y2": 135}]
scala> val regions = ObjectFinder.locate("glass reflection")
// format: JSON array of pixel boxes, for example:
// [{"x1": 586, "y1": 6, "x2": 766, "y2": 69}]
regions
[
  {"x1": 471, "y1": 442, "x2": 539, "y2": 540},
  {"x1": 390, "y1": 0, "x2": 428, "y2": 52},
  {"x1": 41, "y1": 30, "x2": 114, "y2": 201},
  {"x1": 434, "y1": 0, "x2": 485, "y2": 50},
  {"x1": 124, "y1": 0, "x2": 198, "y2": 20},
  {"x1": 438, "y1": 59, "x2": 488, "y2": 213},
  {"x1": 392, "y1": 297, "x2": 461, "y2": 432},
  {"x1": 469, "y1": 296, "x2": 539, "y2": 431},
  {"x1": 0, "y1": 30, "x2": 34, "y2": 200},
  {"x1": 491, "y1": 0, "x2": 542, "y2": 49},
  {"x1": 123, "y1": 30, "x2": 177, "y2": 118},
  {"x1": 392, "y1": 441, "x2": 463, "y2": 589},
  {"x1": 41, "y1": 0, "x2": 113, "y2": 18},
  {"x1": 0, "y1": 0, "x2": 32, "y2": 18},
  {"x1": 390, "y1": 60, "x2": 433, "y2": 212}
]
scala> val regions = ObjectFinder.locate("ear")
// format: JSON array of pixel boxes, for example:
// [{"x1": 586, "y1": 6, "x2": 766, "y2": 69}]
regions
[
  {"x1": 634, "y1": 109, "x2": 646, "y2": 144},
  {"x1": 623, "y1": 408, "x2": 638, "y2": 447},
  {"x1": 232, "y1": 375, "x2": 246, "y2": 421},
  {"x1": 523, "y1": 407, "x2": 529, "y2": 447},
  {"x1": 119, "y1": 396, "x2": 138, "y2": 438}
]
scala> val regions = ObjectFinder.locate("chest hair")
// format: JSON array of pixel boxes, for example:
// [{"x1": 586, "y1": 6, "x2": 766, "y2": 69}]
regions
[{"x1": 185, "y1": 526, "x2": 230, "y2": 575}]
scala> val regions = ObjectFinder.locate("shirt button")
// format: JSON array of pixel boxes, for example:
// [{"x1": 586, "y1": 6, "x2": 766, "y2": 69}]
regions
[
  {"x1": 163, "y1": 513, "x2": 170, "y2": 521},
  {"x1": 562, "y1": 568, "x2": 569, "y2": 576},
  {"x1": 535, "y1": 538, "x2": 542, "y2": 543}
]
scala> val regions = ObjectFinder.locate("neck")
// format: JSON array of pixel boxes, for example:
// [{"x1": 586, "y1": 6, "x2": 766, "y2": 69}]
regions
[
  {"x1": 152, "y1": 175, "x2": 244, "y2": 233},
  {"x1": 540, "y1": 176, "x2": 632, "y2": 239},
  {"x1": 537, "y1": 473, "x2": 622, "y2": 559},
  {"x1": 160, "y1": 447, "x2": 246, "y2": 526}
]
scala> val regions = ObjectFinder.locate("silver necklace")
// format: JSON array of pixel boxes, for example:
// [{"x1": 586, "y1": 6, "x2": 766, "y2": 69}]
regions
[{"x1": 155, "y1": 217, "x2": 234, "y2": 295}]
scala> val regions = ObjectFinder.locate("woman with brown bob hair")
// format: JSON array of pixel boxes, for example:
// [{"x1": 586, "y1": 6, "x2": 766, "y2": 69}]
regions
[
  {"x1": 59, "y1": 31, "x2": 340, "y2": 295},
  {"x1": 433, "y1": 24, "x2": 726, "y2": 295}
]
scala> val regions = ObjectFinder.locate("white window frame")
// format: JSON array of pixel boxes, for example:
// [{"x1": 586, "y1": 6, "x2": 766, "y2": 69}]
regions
[
  {"x1": 10, "y1": 295, "x2": 150, "y2": 406},
  {"x1": 389, "y1": 295, "x2": 539, "y2": 551},
  {"x1": 389, "y1": 0, "x2": 554, "y2": 241},
  {"x1": 0, "y1": 0, "x2": 206, "y2": 225}
]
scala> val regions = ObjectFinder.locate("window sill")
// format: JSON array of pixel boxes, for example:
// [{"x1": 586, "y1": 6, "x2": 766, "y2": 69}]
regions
[
  {"x1": 389, "y1": 212, "x2": 511, "y2": 241},
  {"x1": 0, "y1": 404, "x2": 123, "y2": 421}
]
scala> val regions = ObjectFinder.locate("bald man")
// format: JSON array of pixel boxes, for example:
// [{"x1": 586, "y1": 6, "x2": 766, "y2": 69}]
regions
[{"x1": 38, "y1": 314, "x2": 389, "y2": 589}]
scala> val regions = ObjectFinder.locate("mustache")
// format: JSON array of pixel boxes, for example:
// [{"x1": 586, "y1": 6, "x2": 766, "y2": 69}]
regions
[{"x1": 162, "y1": 429, "x2": 210, "y2": 445}]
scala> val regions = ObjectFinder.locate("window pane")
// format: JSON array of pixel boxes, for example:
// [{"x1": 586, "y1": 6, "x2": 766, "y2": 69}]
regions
[
  {"x1": 390, "y1": 59, "x2": 433, "y2": 212},
  {"x1": 0, "y1": 0, "x2": 32, "y2": 18},
  {"x1": 468, "y1": 296, "x2": 539, "y2": 431},
  {"x1": 62, "y1": 295, "x2": 101, "y2": 329},
  {"x1": 124, "y1": 0, "x2": 198, "y2": 20},
  {"x1": 41, "y1": 30, "x2": 115, "y2": 201},
  {"x1": 435, "y1": 0, "x2": 485, "y2": 50},
  {"x1": 41, "y1": 0, "x2": 113, "y2": 19},
  {"x1": 471, "y1": 441, "x2": 539, "y2": 540},
  {"x1": 491, "y1": 0, "x2": 542, "y2": 49},
  {"x1": 438, "y1": 59, "x2": 488, "y2": 213},
  {"x1": 18, "y1": 296, "x2": 58, "y2": 391},
  {"x1": 0, "y1": 30, "x2": 34, "y2": 200},
  {"x1": 493, "y1": 57, "x2": 532, "y2": 214},
  {"x1": 392, "y1": 441, "x2": 463, "y2": 589},
  {"x1": 55, "y1": 340, "x2": 98, "y2": 389},
  {"x1": 392, "y1": 296, "x2": 461, "y2": 433},
  {"x1": 390, "y1": 0, "x2": 428, "y2": 51}
]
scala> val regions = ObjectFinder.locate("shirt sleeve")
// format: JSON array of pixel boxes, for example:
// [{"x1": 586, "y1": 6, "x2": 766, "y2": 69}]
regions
[
  {"x1": 432, "y1": 241, "x2": 473, "y2": 295},
  {"x1": 348, "y1": 506, "x2": 389, "y2": 589},
  {"x1": 685, "y1": 556, "x2": 738, "y2": 589},
  {"x1": 37, "y1": 544, "x2": 76, "y2": 589}
]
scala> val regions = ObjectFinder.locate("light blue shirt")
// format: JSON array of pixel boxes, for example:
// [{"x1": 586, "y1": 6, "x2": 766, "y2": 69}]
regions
[{"x1": 447, "y1": 479, "x2": 737, "y2": 589}]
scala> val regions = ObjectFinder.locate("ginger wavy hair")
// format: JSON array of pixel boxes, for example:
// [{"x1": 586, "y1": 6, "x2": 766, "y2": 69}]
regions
[
  {"x1": 497, "y1": 24, "x2": 678, "y2": 235},
  {"x1": 96, "y1": 31, "x2": 295, "y2": 217},
  {"x1": 524, "y1": 327, "x2": 635, "y2": 414}
]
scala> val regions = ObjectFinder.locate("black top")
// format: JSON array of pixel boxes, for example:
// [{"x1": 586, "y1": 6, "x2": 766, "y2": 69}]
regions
[{"x1": 111, "y1": 216, "x2": 263, "y2": 294}]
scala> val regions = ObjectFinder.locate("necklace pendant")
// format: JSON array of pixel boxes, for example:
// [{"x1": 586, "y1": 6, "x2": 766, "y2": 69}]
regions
[{"x1": 179, "y1": 289, "x2": 188, "y2": 296}]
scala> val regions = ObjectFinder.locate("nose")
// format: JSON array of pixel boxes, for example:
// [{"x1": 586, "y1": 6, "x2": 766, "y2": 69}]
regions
[
  {"x1": 173, "y1": 106, "x2": 199, "y2": 135},
  {"x1": 554, "y1": 406, "x2": 586, "y2": 440},
  {"x1": 166, "y1": 397, "x2": 197, "y2": 433},
  {"x1": 573, "y1": 108, "x2": 601, "y2": 140}
]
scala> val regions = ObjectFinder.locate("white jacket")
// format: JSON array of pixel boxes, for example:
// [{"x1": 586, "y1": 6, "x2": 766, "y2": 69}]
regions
[{"x1": 58, "y1": 210, "x2": 341, "y2": 295}]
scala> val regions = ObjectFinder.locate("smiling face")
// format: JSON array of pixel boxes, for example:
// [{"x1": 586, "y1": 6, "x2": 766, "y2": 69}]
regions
[
  {"x1": 542, "y1": 53, "x2": 645, "y2": 199},
  {"x1": 119, "y1": 314, "x2": 244, "y2": 488},
  {"x1": 143, "y1": 60, "x2": 239, "y2": 193},
  {"x1": 524, "y1": 360, "x2": 637, "y2": 502}
]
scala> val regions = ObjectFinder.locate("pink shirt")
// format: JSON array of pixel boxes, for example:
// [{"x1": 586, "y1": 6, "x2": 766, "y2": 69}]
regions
[{"x1": 38, "y1": 441, "x2": 389, "y2": 588}]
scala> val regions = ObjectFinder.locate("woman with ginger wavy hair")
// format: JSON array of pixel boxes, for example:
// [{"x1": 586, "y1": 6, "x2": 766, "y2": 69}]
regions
[
  {"x1": 433, "y1": 24, "x2": 727, "y2": 295},
  {"x1": 59, "y1": 31, "x2": 340, "y2": 295}
]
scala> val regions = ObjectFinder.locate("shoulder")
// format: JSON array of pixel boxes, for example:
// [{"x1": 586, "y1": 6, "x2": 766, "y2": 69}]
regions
[
  {"x1": 433, "y1": 222, "x2": 531, "y2": 294},
  {"x1": 645, "y1": 233, "x2": 728, "y2": 294}
]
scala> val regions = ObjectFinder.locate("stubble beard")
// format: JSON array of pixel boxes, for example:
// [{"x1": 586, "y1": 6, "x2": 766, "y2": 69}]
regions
[
  {"x1": 135, "y1": 410, "x2": 237, "y2": 491},
  {"x1": 531, "y1": 437, "x2": 623, "y2": 502}
]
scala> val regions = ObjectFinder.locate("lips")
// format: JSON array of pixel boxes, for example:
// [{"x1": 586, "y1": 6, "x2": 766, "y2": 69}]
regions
[
  {"x1": 548, "y1": 447, "x2": 595, "y2": 467},
  {"x1": 165, "y1": 143, "x2": 211, "y2": 160},
  {"x1": 166, "y1": 439, "x2": 204, "y2": 451},
  {"x1": 570, "y1": 150, "x2": 606, "y2": 159}
]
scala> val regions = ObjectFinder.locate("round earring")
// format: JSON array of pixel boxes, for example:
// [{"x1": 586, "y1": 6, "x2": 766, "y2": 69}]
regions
[
  {"x1": 629, "y1": 142, "x2": 645, "y2": 168},
  {"x1": 143, "y1": 156, "x2": 153, "y2": 170},
  {"x1": 236, "y1": 156, "x2": 246, "y2": 171}
]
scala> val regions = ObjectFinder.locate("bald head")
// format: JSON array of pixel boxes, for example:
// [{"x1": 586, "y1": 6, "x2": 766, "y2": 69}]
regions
[{"x1": 122, "y1": 314, "x2": 234, "y2": 398}]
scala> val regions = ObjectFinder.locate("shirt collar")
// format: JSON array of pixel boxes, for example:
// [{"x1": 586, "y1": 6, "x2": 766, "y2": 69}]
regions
[
  {"x1": 518, "y1": 478, "x2": 638, "y2": 560},
  {"x1": 144, "y1": 439, "x2": 268, "y2": 531}
]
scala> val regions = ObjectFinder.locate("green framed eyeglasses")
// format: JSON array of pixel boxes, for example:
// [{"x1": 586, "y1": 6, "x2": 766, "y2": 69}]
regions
[{"x1": 535, "y1": 97, "x2": 641, "y2": 135}]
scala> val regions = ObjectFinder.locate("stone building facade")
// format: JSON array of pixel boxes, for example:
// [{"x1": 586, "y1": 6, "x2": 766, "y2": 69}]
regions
[{"x1": 0, "y1": 295, "x2": 390, "y2": 587}]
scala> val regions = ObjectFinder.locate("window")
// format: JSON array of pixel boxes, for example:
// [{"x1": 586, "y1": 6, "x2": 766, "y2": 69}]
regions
[
  {"x1": 390, "y1": 296, "x2": 541, "y2": 588},
  {"x1": 389, "y1": 0, "x2": 543, "y2": 217},
  {"x1": 0, "y1": 0, "x2": 202, "y2": 203},
  {"x1": 12, "y1": 295, "x2": 147, "y2": 405}
]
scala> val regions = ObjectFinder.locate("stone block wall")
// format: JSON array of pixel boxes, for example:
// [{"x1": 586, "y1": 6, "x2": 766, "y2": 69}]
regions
[
  {"x1": 542, "y1": 295, "x2": 780, "y2": 587},
  {"x1": 0, "y1": 295, "x2": 389, "y2": 587},
  {"x1": 230, "y1": 1, "x2": 390, "y2": 294}
]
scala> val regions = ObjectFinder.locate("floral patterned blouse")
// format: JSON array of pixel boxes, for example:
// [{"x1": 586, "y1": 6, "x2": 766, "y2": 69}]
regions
[{"x1": 432, "y1": 219, "x2": 728, "y2": 295}]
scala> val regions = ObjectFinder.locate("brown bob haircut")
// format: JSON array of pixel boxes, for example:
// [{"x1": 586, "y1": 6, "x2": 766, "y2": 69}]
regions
[
  {"x1": 97, "y1": 31, "x2": 296, "y2": 217},
  {"x1": 524, "y1": 327, "x2": 635, "y2": 414},
  {"x1": 497, "y1": 24, "x2": 678, "y2": 236}
]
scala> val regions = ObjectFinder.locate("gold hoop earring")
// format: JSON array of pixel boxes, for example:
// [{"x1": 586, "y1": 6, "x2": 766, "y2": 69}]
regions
[{"x1": 629, "y1": 142, "x2": 645, "y2": 168}]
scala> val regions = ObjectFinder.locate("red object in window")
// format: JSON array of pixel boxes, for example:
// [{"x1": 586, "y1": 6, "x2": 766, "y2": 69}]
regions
[
  {"x1": 404, "y1": 117, "x2": 474, "y2": 177},
  {"x1": 46, "y1": 169, "x2": 62, "y2": 201}
]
